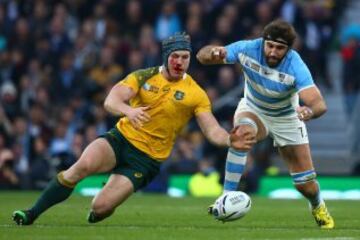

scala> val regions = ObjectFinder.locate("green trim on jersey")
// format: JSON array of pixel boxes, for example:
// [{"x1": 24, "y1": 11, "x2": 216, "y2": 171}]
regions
[{"x1": 133, "y1": 66, "x2": 159, "y2": 87}]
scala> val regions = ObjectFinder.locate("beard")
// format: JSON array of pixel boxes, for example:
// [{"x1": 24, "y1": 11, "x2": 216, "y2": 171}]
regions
[{"x1": 265, "y1": 56, "x2": 281, "y2": 68}]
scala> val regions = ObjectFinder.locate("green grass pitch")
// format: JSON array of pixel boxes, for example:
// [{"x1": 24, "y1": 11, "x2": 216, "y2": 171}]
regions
[{"x1": 0, "y1": 192, "x2": 359, "y2": 240}]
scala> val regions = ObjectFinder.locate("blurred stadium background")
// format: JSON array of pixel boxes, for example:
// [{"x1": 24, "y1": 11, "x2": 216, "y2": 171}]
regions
[{"x1": 0, "y1": 0, "x2": 360, "y2": 200}]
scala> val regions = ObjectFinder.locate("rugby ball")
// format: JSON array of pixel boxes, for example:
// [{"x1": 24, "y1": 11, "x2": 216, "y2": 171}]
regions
[{"x1": 212, "y1": 191, "x2": 251, "y2": 222}]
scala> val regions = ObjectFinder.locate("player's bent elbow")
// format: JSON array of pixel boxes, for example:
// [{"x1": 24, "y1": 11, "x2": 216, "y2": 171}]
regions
[
  {"x1": 311, "y1": 101, "x2": 327, "y2": 119},
  {"x1": 103, "y1": 101, "x2": 111, "y2": 113},
  {"x1": 103, "y1": 98, "x2": 114, "y2": 113},
  {"x1": 321, "y1": 107, "x2": 327, "y2": 116},
  {"x1": 322, "y1": 103, "x2": 327, "y2": 114},
  {"x1": 318, "y1": 102, "x2": 327, "y2": 117}
]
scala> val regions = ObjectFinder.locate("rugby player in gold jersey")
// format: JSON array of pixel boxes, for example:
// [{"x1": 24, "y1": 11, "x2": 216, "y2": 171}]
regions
[{"x1": 13, "y1": 33, "x2": 253, "y2": 225}]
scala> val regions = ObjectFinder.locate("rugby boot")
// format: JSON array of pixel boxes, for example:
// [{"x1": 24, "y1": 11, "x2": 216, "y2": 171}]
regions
[
  {"x1": 87, "y1": 211, "x2": 102, "y2": 223},
  {"x1": 87, "y1": 210, "x2": 114, "y2": 223},
  {"x1": 311, "y1": 203, "x2": 335, "y2": 229},
  {"x1": 12, "y1": 210, "x2": 35, "y2": 225}
]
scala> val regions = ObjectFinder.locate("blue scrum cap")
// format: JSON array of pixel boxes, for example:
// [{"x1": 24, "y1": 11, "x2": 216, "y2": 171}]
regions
[{"x1": 162, "y1": 32, "x2": 192, "y2": 67}]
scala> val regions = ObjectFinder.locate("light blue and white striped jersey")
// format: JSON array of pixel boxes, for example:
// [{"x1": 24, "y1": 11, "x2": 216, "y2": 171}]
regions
[{"x1": 225, "y1": 38, "x2": 314, "y2": 117}]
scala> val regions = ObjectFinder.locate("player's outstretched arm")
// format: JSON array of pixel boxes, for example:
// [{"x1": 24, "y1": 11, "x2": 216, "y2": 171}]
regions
[
  {"x1": 196, "y1": 45, "x2": 227, "y2": 65},
  {"x1": 196, "y1": 112, "x2": 229, "y2": 147},
  {"x1": 196, "y1": 112, "x2": 256, "y2": 150},
  {"x1": 297, "y1": 86, "x2": 327, "y2": 121}
]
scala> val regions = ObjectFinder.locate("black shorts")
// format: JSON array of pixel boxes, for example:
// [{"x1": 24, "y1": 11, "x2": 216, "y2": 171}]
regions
[{"x1": 100, "y1": 128, "x2": 161, "y2": 191}]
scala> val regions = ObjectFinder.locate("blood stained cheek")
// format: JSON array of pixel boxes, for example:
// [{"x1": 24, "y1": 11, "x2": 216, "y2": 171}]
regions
[{"x1": 169, "y1": 57, "x2": 178, "y2": 68}]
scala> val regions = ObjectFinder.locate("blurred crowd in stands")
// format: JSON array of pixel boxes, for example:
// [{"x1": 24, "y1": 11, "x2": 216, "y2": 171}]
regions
[
  {"x1": 0, "y1": 0, "x2": 355, "y2": 191},
  {"x1": 340, "y1": 24, "x2": 360, "y2": 118}
]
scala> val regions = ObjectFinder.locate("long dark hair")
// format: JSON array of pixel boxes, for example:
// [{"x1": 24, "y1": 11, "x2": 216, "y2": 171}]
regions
[{"x1": 262, "y1": 19, "x2": 297, "y2": 47}]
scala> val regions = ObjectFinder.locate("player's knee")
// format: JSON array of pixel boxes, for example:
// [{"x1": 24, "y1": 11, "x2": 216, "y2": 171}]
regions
[
  {"x1": 239, "y1": 125, "x2": 257, "y2": 138},
  {"x1": 235, "y1": 117, "x2": 258, "y2": 138},
  {"x1": 231, "y1": 118, "x2": 258, "y2": 151},
  {"x1": 235, "y1": 117, "x2": 258, "y2": 130},
  {"x1": 91, "y1": 199, "x2": 114, "y2": 216},
  {"x1": 230, "y1": 128, "x2": 257, "y2": 152}
]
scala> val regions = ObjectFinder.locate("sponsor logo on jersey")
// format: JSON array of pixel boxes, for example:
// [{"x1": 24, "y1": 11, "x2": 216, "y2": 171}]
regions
[
  {"x1": 143, "y1": 83, "x2": 159, "y2": 93},
  {"x1": 279, "y1": 73, "x2": 286, "y2": 82},
  {"x1": 262, "y1": 68, "x2": 272, "y2": 75},
  {"x1": 240, "y1": 53, "x2": 295, "y2": 85},
  {"x1": 162, "y1": 86, "x2": 170, "y2": 92},
  {"x1": 250, "y1": 62, "x2": 260, "y2": 72}
]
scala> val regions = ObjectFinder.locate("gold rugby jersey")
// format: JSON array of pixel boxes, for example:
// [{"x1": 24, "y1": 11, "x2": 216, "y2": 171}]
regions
[{"x1": 116, "y1": 66, "x2": 211, "y2": 160}]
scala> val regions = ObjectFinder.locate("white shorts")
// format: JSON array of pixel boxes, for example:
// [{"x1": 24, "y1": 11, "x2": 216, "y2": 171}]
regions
[{"x1": 234, "y1": 99, "x2": 309, "y2": 147}]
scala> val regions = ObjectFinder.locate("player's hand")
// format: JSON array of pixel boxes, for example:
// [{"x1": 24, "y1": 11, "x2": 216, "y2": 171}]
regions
[
  {"x1": 296, "y1": 106, "x2": 313, "y2": 121},
  {"x1": 229, "y1": 126, "x2": 256, "y2": 151},
  {"x1": 211, "y1": 47, "x2": 227, "y2": 61},
  {"x1": 126, "y1": 106, "x2": 151, "y2": 129}
]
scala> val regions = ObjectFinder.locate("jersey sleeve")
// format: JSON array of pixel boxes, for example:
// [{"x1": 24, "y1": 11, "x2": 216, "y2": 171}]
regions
[
  {"x1": 117, "y1": 73, "x2": 140, "y2": 92},
  {"x1": 194, "y1": 89, "x2": 212, "y2": 115},
  {"x1": 225, "y1": 40, "x2": 252, "y2": 63},
  {"x1": 292, "y1": 53, "x2": 315, "y2": 92}
]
